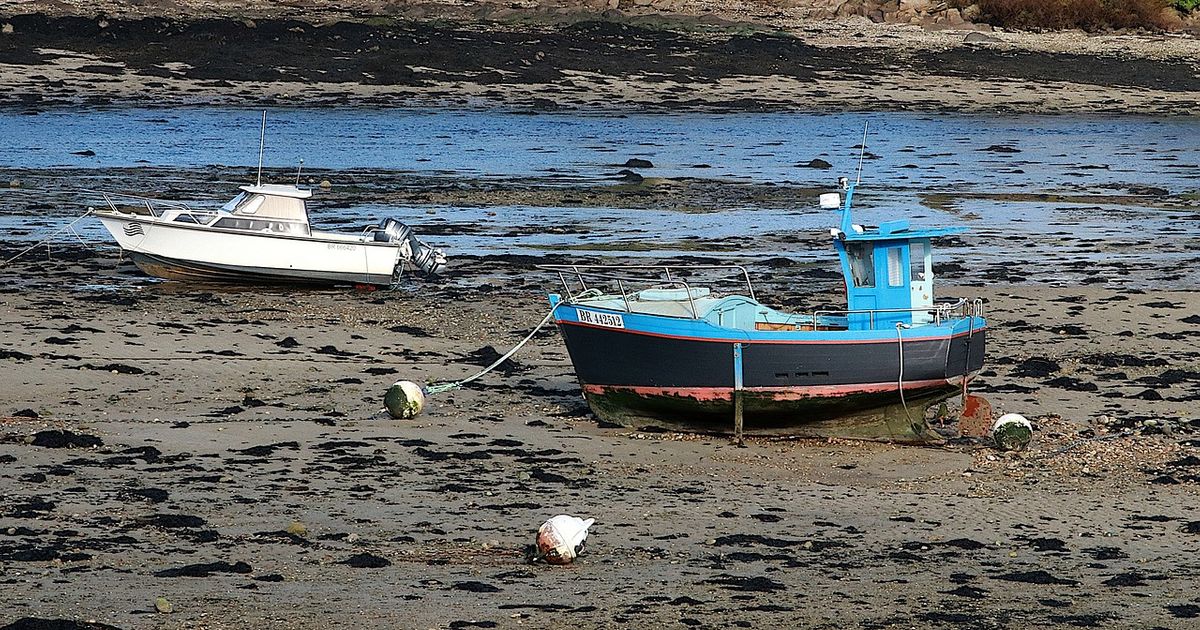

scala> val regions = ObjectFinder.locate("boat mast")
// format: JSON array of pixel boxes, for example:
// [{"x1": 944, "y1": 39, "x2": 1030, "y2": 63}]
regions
[
  {"x1": 256, "y1": 111, "x2": 267, "y2": 187},
  {"x1": 854, "y1": 121, "x2": 868, "y2": 185}
]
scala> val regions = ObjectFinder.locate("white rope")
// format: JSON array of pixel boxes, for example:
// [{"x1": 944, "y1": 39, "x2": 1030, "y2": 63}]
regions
[
  {"x1": 896, "y1": 322, "x2": 914, "y2": 426},
  {"x1": 424, "y1": 289, "x2": 602, "y2": 395},
  {"x1": 1, "y1": 209, "x2": 94, "y2": 267}
]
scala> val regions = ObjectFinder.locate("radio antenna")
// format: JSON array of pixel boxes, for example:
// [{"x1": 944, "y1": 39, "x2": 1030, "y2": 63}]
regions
[
  {"x1": 256, "y1": 111, "x2": 267, "y2": 187},
  {"x1": 855, "y1": 121, "x2": 869, "y2": 185}
]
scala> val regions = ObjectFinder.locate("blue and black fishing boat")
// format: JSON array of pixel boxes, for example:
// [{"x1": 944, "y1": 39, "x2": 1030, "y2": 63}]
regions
[{"x1": 541, "y1": 177, "x2": 986, "y2": 441}]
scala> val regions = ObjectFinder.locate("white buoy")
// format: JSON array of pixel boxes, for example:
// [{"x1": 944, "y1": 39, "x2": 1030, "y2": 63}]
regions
[
  {"x1": 992, "y1": 413, "x2": 1033, "y2": 451},
  {"x1": 384, "y1": 380, "x2": 425, "y2": 419},
  {"x1": 535, "y1": 515, "x2": 595, "y2": 565}
]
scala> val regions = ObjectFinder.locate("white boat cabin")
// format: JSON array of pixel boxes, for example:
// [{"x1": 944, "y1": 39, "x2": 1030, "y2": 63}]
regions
[{"x1": 212, "y1": 184, "x2": 313, "y2": 236}]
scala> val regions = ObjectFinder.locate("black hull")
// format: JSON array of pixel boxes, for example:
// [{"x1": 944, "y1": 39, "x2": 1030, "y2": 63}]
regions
[{"x1": 558, "y1": 322, "x2": 986, "y2": 440}]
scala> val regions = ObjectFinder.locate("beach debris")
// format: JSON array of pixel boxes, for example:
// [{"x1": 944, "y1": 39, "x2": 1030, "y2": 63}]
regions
[
  {"x1": 957, "y1": 394, "x2": 994, "y2": 438},
  {"x1": 534, "y1": 514, "x2": 595, "y2": 565},
  {"x1": 154, "y1": 596, "x2": 173, "y2": 614},
  {"x1": 28, "y1": 430, "x2": 102, "y2": 449},
  {"x1": 992, "y1": 413, "x2": 1033, "y2": 451},
  {"x1": 340, "y1": 552, "x2": 391, "y2": 568},
  {"x1": 384, "y1": 380, "x2": 425, "y2": 419}
]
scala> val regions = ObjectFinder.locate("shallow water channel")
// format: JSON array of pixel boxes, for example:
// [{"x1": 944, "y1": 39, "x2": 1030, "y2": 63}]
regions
[{"x1": 1, "y1": 108, "x2": 1198, "y2": 288}]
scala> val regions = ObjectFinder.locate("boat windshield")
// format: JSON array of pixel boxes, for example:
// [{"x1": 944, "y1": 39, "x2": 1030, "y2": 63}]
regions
[{"x1": 221, "y1": 193, "x2": 247, "y2": 213}]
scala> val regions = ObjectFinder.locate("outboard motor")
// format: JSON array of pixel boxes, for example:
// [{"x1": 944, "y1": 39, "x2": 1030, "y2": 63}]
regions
[{"x1": 376, "y1": 218, "x2": 447, "y2": 277}]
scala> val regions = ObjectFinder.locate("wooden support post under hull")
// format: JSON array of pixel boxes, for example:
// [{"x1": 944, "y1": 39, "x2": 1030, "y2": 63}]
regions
[{"x1": 733, "y1": 342, "x2": 744, "y2": 447}]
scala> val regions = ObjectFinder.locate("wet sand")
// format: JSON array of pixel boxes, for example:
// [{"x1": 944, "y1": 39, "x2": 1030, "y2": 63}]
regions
[{"x1": 2, "y1": 214, "x2": 1199, "y2": 627}]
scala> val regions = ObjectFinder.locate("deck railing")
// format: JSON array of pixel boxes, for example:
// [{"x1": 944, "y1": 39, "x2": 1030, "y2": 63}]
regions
[
  {"x1": 813, "y1": 297, "x2": 984, "y2": 328},
  {"x1": 539, "y1": 264, "x2": 757, "y2": 319},
  {"x1": 90, "y1": 190, "x2": 197, "y2": 219},
  {"x1": 541, "y1": 264, "x2": 984, "y2": 328}
]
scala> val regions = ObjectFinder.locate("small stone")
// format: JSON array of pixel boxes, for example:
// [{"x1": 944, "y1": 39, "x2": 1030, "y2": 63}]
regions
[
  {"x1": 1, "y1": 23, "x2": 13, "y2": 35},
  {"x1": 964, "y1": 32, "x2": 1000, "y2": 44},
  {"x1": 7, "y1": 179, "x2": 18, "y2": 188},
  {"x1": 155, "y1": 596, "x2": 173, "y2": 614},
  {"x1": 286, "y1": 521, "x2": 307, "y2": 537},
  {"x1": 319, "y1": 179, "x2": 332, "y2": 189}
]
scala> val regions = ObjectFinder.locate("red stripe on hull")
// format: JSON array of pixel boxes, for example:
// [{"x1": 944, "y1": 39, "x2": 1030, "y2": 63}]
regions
[{"x1": 582, "y1": 377, "x2": 960, "y2": 402}]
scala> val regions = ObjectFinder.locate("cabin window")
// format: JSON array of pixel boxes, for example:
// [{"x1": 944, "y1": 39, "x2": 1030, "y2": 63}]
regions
[
  {"x1": 213, "y1": 217, "x2": 305, "y2": 234},
  {"x1": 847, "y1": 243, "x2": 874, "y2": 288},
  {"x1": 887, "y1": 247, "x2": 904, "y2": 287},
  {"x1": 235, "y1": 195, "x2": 265, "y2": 215},
  {"x1": 910, "y1": 241, "x2": 926, "y2": 281}
]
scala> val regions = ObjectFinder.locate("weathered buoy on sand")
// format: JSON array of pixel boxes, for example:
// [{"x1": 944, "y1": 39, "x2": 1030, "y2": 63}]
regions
[
  {"x1": 992, "y1": 413, "x2": 1033, "y2": 451},
  {"x1": 535, "y1": 515, "x2": 595, "y2": 565},
  {"x1": 384, "y1": 380, "x2": 425, "y2": 419}
]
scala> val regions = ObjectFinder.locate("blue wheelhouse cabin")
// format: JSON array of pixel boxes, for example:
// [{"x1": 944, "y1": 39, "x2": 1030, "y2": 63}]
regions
[{"x1": 829, "y1": 183, "x2": 963, "y2": 331}]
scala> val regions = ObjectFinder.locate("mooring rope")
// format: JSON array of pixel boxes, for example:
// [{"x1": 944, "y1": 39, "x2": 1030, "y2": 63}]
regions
[
  {"x1": 896, "y1": 322, "x2": 914, "y2": 427},
  {"x1": 0, "y1": 209, "x2": 94, "y2": 267},
  {"x1": 424, "y1": 288, "x2": 602, "y2": 395}
]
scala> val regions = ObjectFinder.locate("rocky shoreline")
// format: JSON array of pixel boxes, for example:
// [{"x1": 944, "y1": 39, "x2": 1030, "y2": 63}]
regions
[{"x1": 1, "y1": 4, "x2": 1198, "y2": 115}]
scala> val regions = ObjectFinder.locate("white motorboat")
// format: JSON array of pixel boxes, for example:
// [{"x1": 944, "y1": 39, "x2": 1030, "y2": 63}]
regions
[{"x1": 93, "y1": 183, "x2": 446, "y2": 286}]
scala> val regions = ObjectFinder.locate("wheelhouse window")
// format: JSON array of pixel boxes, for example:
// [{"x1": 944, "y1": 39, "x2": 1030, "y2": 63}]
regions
[
  {"x1": 910, "y1": 241, "x2": 927, "y2": 281},
  {"x1": 887, "y1": 247, "x2": 904, "y2": 287},
  {"x1": 847, "y1": 243, "x2": 875, "y2": 288}
]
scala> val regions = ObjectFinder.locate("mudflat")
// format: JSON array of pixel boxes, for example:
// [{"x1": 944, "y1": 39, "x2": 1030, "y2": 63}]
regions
[{"x1": 2, "y1": 204, "x2": 1199, "y2": 627}]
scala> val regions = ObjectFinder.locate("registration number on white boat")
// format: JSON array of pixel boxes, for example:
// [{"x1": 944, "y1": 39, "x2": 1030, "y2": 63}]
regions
[
  {"x1": 327, "y1": 243, "x2": 358, "y2": 251},
  {"x1": 576, "y1": 308, "x2": 624, "y2": 329}
]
